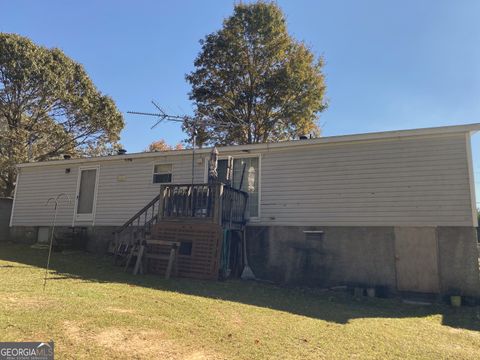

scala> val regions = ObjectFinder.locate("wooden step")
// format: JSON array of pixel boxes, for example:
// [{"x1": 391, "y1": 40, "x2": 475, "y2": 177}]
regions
[{"x1": 146, "y1": 239, "x2": 181, "y2": 246}]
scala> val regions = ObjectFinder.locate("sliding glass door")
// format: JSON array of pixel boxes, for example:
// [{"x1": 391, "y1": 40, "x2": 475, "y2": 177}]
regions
[{"x1": 217, "y1": 157, "x2": 259, "y2": 218}]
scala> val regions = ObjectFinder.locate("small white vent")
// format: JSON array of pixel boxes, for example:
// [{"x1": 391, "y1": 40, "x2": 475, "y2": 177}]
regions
[{"x1": 37, "y1": 227, "x2": 50, "y2": 244}]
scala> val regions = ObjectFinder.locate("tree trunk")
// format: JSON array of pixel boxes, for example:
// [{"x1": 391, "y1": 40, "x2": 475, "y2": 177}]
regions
[{"x1": 4, "y1": 169, "x2": 16, "y2": 198}]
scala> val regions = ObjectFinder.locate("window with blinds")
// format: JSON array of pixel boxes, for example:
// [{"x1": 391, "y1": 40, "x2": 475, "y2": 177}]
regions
[{"x1": 153, "y1": 164, "x2": 172, "y2": 184}]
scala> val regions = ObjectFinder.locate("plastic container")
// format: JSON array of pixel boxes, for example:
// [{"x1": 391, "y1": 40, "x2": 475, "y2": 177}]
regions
[{"x1": 450, "y1": 295, "x2": 462, "y2": 307}]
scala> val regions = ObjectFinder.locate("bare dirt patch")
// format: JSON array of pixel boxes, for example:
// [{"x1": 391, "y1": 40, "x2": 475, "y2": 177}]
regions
[
  {"x1": 183, "y1": 351, "x2": 212, "y2": 360},
  {"x1": 63, "y1": 320, "x2": 88, "y2": 343},
  {"x1": 62, "y1": 321, "x2": 219, "y2": 359},
  {"x1": 95, "y1": 328, "x2": 181, "y2": 359}
]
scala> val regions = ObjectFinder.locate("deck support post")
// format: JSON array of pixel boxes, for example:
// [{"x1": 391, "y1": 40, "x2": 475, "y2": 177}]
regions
[
  {"x1": 214, "y1": 183, "x2": 224, "y2": 225},
  {"x1": 165, "y1": 244, "x2": 178, "y2": 279},
  {"x1": 158, "y1": 185, "x2": 166, "y2": 221},
  {"x1": 133, "y1": 243, "x2": 145, "y2": 275}
]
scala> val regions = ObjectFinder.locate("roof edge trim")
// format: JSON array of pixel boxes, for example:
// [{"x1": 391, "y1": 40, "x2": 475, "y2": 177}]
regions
[{"x1": 17, "y1": 123, "x2": 480, "y2": 168}]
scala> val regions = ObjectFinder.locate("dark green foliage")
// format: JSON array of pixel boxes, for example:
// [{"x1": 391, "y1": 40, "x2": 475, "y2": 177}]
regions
[
  {"x1": 186, "y1": 2, "x2": 327, "y2": 146},
  {"x1": 0, "y1": 33, "x2": 124, "y2": 196}
]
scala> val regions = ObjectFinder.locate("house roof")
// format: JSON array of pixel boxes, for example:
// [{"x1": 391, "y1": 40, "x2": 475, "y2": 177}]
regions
[{"x1": 16, "y1": 122, "x2": 480, "y2": 168}]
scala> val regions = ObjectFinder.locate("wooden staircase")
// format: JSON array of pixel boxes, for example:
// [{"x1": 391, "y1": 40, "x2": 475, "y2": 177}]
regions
[
  {"x1": 112, "y1": 194, "x2": 161, "y2": 264},
  {"x1": 112, "y1": 182, "x2": 248, "y2": 279}
]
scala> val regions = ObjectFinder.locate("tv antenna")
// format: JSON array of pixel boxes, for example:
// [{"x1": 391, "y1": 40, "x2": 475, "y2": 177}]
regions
[
  {"x1": 128, "y1": 100, "x2": 244, "y2": 185},
  {"x1": 128, "y1": 101, "x2": 188, "y2": 129},
  {"x1": 128, "y1": 101, "x2": 197, "y2": 184}
]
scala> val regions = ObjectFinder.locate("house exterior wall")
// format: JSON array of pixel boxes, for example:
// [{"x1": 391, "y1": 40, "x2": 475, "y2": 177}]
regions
[
  {"x1": 10, "y1": 132, "x2": 476, "y2": 228},
  {"x1": 11, "y1": 154, "x2": 207, "y2": 227},
  {"x1": 8, "y1": 127, "x2": 480, "y2": 295},
  {"x1": 257, "y1": 133, "x2": 474, "y2": 226}
]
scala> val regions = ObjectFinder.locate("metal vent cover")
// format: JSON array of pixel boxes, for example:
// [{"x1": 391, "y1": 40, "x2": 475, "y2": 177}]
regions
[{"x1": 304, "y1": 230, "x2": 324, "y2": 241}]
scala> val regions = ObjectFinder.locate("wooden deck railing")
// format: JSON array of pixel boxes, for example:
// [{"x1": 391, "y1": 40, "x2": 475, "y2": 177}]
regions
[
  {"x1": 117, "y1": 194, "x2": 161, "y2": 233},
  {"x1": 113, "y1": 194, "x2": 161, "y2": 260},
  {"x1": 159, "y1": 183, "x2": 248, "y2": 228},
  {"x1": 114, "y1": 182, "x2": 248, "y2": 259},
  {"x1": 160, "y1": 183, "x2": 214, "y2": 219},
  {"x1": 221, "y1": 185, "x2": 248, "y2": 227}
]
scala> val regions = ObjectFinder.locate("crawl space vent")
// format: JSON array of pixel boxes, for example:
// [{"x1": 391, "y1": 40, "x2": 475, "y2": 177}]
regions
[{"x1": 304, "y1": 230, "x2": 324, "y2": 242}]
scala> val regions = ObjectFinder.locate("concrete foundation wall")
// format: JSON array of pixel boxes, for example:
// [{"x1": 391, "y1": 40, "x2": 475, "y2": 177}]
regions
[
  {"x1": 84, "y1": 226, "x2": 116, "y2": 253},
  {"x1": 9, "y1": 223, "x2": 480, "y2": 296},
  {"x1": 9, "y1": 226, "x2": 37, "y2": 244},
  {"x1": 0, "y1": 198, "x2": 13, "y2": 241},
  {"x1": 437, "y1": 227, "x2": 480, "y2": 296},
  {"x1": 246, "y1": 225, "x2": 480, "y2": 297},
  {"x1": 8, "y1": 225, "x2": 116, "y2": 253}
]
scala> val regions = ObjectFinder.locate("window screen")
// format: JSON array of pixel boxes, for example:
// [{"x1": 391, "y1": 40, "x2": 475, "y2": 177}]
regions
[{"x1": 153, "y1": 164, "x2": 172, "y2": 184}]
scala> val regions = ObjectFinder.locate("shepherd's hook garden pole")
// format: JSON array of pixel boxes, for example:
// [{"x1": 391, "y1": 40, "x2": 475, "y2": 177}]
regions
[{"x1": 43, "y1": 193, "x2": 71, "y2": 291}]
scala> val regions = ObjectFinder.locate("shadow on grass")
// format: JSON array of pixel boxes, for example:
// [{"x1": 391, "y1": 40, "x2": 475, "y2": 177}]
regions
[{"x1": 1, "y1": 242, "x2": 478, "y2": 331}]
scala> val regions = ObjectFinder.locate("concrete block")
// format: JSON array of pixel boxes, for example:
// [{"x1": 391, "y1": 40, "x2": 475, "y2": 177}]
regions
[
  {"x1": 321, "y1": 226, "x2": 396, "y2": 288},
  {"x1": 437, "y1": 227, "x2": 480, "y2": 297},
  {"x1": 246, "y1": 225, "x2": 397, "y2": 289},
  {"x1": 86, "y1": 226, "x2": 116, "y2": 254},
  {"x1": 9, "y1": 226, "x2": 37, "y2": 244}
]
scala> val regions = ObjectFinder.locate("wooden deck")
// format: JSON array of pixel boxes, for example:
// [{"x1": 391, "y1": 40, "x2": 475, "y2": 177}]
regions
[
  {"x1": 147, "y1": 222, "x2": 223, "y2": 280},
  {"x1": 113, "y1": 182, "x2": 248, "y2": 280},
  {"x1": 159, "y1": 183, "x2": 248, "y2": 230}
]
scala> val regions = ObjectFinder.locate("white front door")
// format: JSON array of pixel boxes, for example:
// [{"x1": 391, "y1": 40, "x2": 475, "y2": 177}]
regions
[{"x1": 75, "y1": 166, "x2": 99, "y2": 221}]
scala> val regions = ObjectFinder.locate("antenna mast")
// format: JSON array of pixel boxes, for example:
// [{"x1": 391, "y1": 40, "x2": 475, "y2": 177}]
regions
[
  {"x1": 128, "y1": 100, "x2": 240, "y2": 185},
  {"x1": 128, "y1": 101, "x2": 196, "y2": 184}
]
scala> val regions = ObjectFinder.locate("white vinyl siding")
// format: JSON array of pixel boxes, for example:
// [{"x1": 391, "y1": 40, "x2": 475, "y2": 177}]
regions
[
  {"x1": 10, "y1": 132, "x2": 475, "y2": 227},
  {"x1": 12, "y1": 166, "x2": 78, "y2": 226},
  {"x1": 258, "y1": 134, "x2": 473, "y2": 226},
  {"x1": 11, "y1": 154, "x2": 205, "y2": 227},
  {"x1": 94, "y1": 156, "x2": 204, "y2": 226}
]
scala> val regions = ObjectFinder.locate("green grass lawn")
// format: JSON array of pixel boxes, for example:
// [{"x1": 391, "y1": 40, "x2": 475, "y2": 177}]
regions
[{"x1": 0, "y1": 242, "x2": 479, "y2": 359}]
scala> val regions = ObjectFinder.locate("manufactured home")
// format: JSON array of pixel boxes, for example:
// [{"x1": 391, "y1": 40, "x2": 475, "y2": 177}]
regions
[{"x1": 9, "y1": 124, "x2": 480, "y2": 295}]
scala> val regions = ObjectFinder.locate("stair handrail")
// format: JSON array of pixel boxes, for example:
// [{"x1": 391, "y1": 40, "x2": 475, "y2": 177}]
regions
[{"x1": 116, "y1": 194, "x2": 161, "y2": 234}]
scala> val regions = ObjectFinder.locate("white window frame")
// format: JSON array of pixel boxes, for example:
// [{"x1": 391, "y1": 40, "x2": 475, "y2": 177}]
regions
[
  {"x1": 204, "y1": 154, "x2": 261, "y2": 220},
  {"x1": 73, "y1": 165, "x2": 100, "y2": 223},
  {"x1": 152, "y1": 163, "x2": 173, "y2": 184}
]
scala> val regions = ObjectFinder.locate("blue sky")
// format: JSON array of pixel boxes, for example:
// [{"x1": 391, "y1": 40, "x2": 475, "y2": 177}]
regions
[{"x1": 1, "y1": 0, "x2": 480, "y2": 204}]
